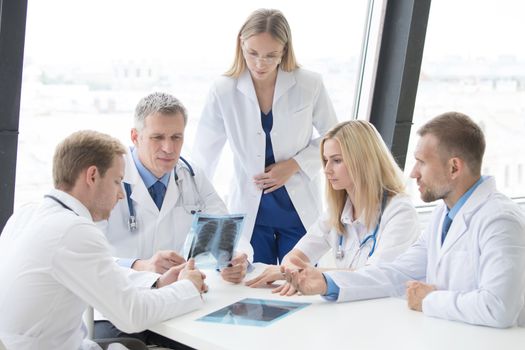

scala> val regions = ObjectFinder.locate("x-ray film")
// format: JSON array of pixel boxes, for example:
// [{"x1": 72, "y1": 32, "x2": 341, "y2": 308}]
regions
[
  {"x1": 197, "y1": 298, "x2": 310, "y2": 327},
  {"x1": 184, "y1": 213, "x2": 245, "y2": 269}
]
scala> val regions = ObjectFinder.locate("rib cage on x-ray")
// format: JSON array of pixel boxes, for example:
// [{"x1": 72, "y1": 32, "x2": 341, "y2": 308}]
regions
[
  {"x1": 188, "y1": 215, "x2": 244, "y2": 265},
  {"x1": 192, "y1": 219, "x2": 218, "y2": 256},
  {"x1": 218, "y1": 219, "x2": 237, "y2": 254}
]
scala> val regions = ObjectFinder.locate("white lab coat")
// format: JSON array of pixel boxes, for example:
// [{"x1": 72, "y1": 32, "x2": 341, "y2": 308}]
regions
[
  {"x1": 325, "y1": 177, "x2": 525, "y2": 328},
  {"x1": 0, "y1": 190, "x2": 203, "y2": 350},
  {"x1": 294, "y1": 193, "x2": 419, "y2": 269},
  {"x1": 193, "y1": 67, "x2": 338, "y2": 244},
  {"x1": 102, "y1": 150, "x2": 253, "y2": 262}
]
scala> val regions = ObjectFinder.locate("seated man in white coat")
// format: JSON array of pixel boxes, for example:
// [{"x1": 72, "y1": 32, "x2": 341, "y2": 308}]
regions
[
  {"x1": 96, "y1": 92, "x2": 250, "y2": 347},
  {"x1": 0, "y1": 130, "x2": 207, "y2": 350},
  {"x1": 284, "y1": 112, "x2": 525, "y2": 328}
]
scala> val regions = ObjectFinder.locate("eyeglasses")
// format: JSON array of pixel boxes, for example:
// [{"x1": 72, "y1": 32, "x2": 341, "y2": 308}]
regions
[{"x1": 242, "y1": 44, "x2": 283, "y2": 65}]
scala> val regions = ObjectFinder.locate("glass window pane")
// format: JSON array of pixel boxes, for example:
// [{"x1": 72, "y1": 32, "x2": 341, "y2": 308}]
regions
[
  {"x1": 405, "y1": 0, "x2": 525, "y2": 204},
  {"x1": 17, "y1": 0, "x2": 369, "y2": 207}
]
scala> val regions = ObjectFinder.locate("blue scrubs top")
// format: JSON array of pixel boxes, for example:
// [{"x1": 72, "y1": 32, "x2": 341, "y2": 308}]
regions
[{"x1": 255, "y1": 110, "x2": 303, "y2": 228}]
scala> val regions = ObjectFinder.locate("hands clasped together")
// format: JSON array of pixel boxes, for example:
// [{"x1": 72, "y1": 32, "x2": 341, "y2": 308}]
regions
[
  {"x1": 246, "y1": 255, "x2": 437, "y2": 313},
  {"x1": 253, "y1": 159, "x2": 300, "y2": 194},
  {"x1": 245, "y1": 255, "x2": 327, "y2": 296},
  {"x1": 156, "y1": 258, "x2": 208, "y2": 294}
]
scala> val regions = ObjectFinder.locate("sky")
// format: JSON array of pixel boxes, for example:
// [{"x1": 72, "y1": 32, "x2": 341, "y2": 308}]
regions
[
  {"x1": 15, "y1": 0, "x2": 525, "y2": 205},
  {"x1": 23, "y1": 0, "x2": 525, "y2": 68},
  {"x1": 24, "y1": 0, "x2": 368, "y2": 66},
  {"x1": 424, "y1": 0, "x2": 525, "y2": 59}
]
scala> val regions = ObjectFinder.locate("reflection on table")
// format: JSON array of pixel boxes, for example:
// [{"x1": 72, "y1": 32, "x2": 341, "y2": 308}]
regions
[{"x1": 149, "y1": 264, "x2": 525, "y2": 350}]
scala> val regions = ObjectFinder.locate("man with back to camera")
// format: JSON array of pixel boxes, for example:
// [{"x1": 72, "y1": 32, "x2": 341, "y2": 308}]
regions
[
  {"x1": 284, "y1": 112, "x2": 525, "y2": 328},
  {"x1": 0, "y1": 130, "x2": 207, "y2": 350},
  {"x1": 95, "y1": 92, "x2": 252, "y2": 347}
]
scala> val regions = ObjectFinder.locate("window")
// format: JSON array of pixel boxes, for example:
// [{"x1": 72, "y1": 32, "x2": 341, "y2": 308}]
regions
[
  {"x1": 16, "y1": 0, "x2": 370, "y2": 206},
  {"x1": 405, "y1": 0, "x2": 525, "y2": 204}
]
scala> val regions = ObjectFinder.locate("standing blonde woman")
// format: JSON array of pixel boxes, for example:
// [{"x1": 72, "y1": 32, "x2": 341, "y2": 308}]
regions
[
  {"x1": 193, "y1": 9, "x2": 338, "y2": 264},
  {"x1": 246, "y1": 120, "x2": 419, "y2": 294}
]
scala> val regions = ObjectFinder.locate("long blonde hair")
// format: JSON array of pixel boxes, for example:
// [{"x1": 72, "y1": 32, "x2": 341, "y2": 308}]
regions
[
  {"x1": 321, "y1": 120, "x2": 406, "y2": 233},
  {"x1": 225, "y1": 8, "x2": 299, "y2": 78}
]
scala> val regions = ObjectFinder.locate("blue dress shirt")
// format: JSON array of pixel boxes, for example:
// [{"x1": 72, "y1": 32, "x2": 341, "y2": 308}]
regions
[
  {"x1": 441, "y1": 176, "x2": 485, "y2": 244},
  {"x1": 131, "y1": 147, "x2": 170, "y2": 189},
  {"x1": 322, "y1": 273, "x2": 340, "y2": 301}
]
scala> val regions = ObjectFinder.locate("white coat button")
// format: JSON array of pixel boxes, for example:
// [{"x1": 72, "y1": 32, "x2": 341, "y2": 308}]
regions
[{"x1": 257, "y1": 131, "x2": 262, "y2": 135}]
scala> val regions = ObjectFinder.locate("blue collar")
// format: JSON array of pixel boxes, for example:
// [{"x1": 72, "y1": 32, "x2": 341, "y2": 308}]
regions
[
  {"x1": 131, "y1": 147, "x2": 170, "y2": 188},
  {"x1": 447, "y1": 176, "x2": 486, "y2": 220}
]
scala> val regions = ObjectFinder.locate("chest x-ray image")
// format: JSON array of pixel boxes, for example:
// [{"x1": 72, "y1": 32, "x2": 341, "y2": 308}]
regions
[
  {"x1": 184, "y1": 213, "x2": 245, "y2": 269},
  {"x1": 197, "y1": 298, "x2": 310, "y2": 327}
]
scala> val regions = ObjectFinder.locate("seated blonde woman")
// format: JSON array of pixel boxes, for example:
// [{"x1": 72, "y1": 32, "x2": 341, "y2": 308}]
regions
[{"x1": 245, "y1": 120, "x2": 419, "y2": 295}]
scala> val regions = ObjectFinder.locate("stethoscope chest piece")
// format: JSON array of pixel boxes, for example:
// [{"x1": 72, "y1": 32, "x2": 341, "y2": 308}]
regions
[
  {"x1": 128, "y1": 215, "x2": 137, "y2": 232},
  {"x1": 335, "y1": 247, "x2": 345, "y2": 260}
]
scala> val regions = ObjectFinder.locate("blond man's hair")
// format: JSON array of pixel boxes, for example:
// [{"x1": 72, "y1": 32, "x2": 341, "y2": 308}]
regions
[{"x1": 53, "y1": 130, "x2": 126, "y2": 190}]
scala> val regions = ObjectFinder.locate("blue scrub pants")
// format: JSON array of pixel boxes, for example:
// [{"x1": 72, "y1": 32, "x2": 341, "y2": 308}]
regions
[{"x1": 250, "y1": 224, "x2": 306, "y2": 264}]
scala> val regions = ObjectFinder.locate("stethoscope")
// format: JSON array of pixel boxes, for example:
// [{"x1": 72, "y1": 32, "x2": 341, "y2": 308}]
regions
[
  {"x1": 125, "y1": 156, "x2": 205, "y2": 232},
  {"x1": 44, "y1": 194, "x2": 78, "y2": 216},
  {"x1": 336, "y1": 191, "x2": 389, "y2": 261}
]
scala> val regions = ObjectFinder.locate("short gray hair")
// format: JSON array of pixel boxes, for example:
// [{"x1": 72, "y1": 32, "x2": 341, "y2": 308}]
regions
[{"x1": 134, "y1": 92, "x2": 188, "y2": 130}]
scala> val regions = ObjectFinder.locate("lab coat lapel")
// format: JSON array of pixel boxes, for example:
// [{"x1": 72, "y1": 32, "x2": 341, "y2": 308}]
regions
[
  {"x1": 437, "y1": 179, "x2": 493, "y2": 261},
  {"x1": 273, "y1": 68, "x2": 296, "y2": 105},
  {"x1": 158, "y1": 169, "x2": 181, "y2": 222},
  {"x1": 130, "y1": 176, "x2": 159, "y2": 216},
  {"x1": 124, "y1": 152, "x2": 159, "y2": 216},
  {"x1": 237, "y1": 70, "x2": 258, "y2": 105},
  {"x1": 236, "y1": 68, "x2": 296, "y2": 106},
  {"x1": 437, "y1": 213, "x2": 468, "y2": 260}
]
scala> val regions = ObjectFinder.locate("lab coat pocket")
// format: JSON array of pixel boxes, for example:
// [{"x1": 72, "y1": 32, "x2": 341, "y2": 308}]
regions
[
  {"x1": 291, "y1": 104, "x2": 313, "y2": 120},
  {"x1": 288, "y1": 105, "x2": 313, "y2": 142},
  {"x1": 293, "y1": 103, "x2": 313, "y2": 114},
  {"x1": 446, "y1": 251, "x2": 475, "y2": 291}
]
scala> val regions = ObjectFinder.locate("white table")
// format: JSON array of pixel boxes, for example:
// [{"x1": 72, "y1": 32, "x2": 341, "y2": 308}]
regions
[{"x1": 149, "y1": 266, "x2": 525, "y2": 350}]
